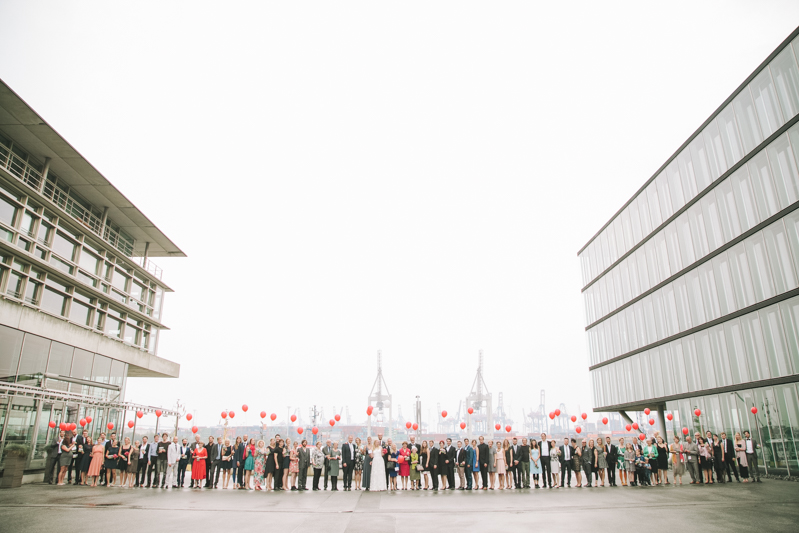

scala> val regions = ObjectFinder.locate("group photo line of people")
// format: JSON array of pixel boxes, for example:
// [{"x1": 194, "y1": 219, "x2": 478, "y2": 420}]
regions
[{"x1": 44, "y1": 427, "x2": 765, "y2": 491}]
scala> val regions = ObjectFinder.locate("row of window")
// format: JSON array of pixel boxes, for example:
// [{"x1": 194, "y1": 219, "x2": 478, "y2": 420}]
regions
[
  {"x1": 579, "y1": 36, "x2": 799, "y2": 288},
  {"x1": 587, "y1": 209, "x2": 799, "y2": 366},
  {"x1": 591, "y1": 295, "x2": 799, "y2": 409},
  {"x1": 584, "y1": 124, "x2": 799, "y2": 326}
]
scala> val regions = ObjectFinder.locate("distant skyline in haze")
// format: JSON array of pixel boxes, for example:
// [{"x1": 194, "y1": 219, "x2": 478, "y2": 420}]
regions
[{"x1": 2, "y1": 1, "x2": 798, "y2": 429}]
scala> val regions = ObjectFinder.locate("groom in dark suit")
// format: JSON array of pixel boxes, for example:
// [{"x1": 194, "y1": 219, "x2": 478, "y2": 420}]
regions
[
  {"x1": 341, "y1": 435, "x2": 357, "y2": 491},
  {"x1": 603, "y1": 436, "x2": 618, "y2": 487}
]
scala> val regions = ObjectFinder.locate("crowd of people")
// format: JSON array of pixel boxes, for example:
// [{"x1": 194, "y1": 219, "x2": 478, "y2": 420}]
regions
[{"x1": 43, "y1": 429, "x2": 763, "y2": 490}]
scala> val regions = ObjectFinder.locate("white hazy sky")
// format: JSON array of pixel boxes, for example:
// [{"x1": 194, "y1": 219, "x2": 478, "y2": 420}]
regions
[{"x1": 1, "y1": 2, "x2": 798, "y2": 429}]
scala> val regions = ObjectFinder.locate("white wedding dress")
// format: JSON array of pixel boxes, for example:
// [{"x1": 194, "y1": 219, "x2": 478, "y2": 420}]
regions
[{"x1": 370, "y1": 449, "x2": 388, "y2": 492}]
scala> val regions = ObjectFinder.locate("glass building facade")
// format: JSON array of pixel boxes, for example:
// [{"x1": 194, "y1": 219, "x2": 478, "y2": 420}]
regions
[
  {"x1": 579, "y1": 28, "x2": 799, "y2": 475},
  {"x1": 0, "y1": 80, "x2": 184, "y2": 476}
]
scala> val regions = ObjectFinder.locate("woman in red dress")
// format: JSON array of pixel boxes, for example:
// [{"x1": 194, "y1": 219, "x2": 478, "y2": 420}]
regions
[
  {"x1": 191, "y1": 436, "x2": 207, "y2": 488},
  {"x1": 399, "y1": 442, "x2": 411, "y2": 490}
]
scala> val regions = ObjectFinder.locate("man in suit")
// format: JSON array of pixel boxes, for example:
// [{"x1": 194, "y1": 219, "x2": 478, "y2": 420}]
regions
[
  {"x1": 166, "y1": 435, "x2": 181, "y2": 488},
  {"x1": 539, "y1": 433, "x2": 552, "y2": 488},
  {"x1": 297, "y1": 439, "x2": 311, "y2": 490},
  {"x1": 477, "y1": 436, "x2": 490, "y2": 490},
  {"x1": 719, "y1": 432, "x2": 740, "y2": 482},
  {"x1": 210, "y1": 436, "x2": 224, "y2": 488},
  {"x1": 341, "y1": 435, "x2": 357, "y2": 491},
  {"x1": 72, "y1": 429, "x2": 88, "y2": 485},
  {"x1": 322, "y1": 439, "x2": 333, "y2": 490},
  {"x1": 44, "y1": 430, "x2": 64, "y2": 484},
  {"x1": 519, "y1": 438, "x2": 531, "y2": 489},
  {"x1": 384, "y1": 438, "x2": 393, "y2": 487},
  {"x1": 684, "y1": 436, "x2": 700, "y2": 484},
  {"x1": 445, "y1": 438, "x2": 456, "y2": 490},
  {"x1": 510, "y1": 438, "x2": 521, "y2": 488},
  {"x1": 102, "y1": 432, "x2": 116, "y2": 486},
  {"x1": 145, "y1": 434, "x2": 159, "y2": 487},
  {"x1": 743, "y1": 431, "x2": 761, "y2": 482},
  {"x1": 156, "y1": 432, "x2": 170, "y2": 488},
  {"x1": 177, "y1": 438, "x2": 190, "y2": 488},
  {"x1": 560, "y1": 438, "x2": 574, "y2": 487},
  {"x1": 604, "y1": 436, "x2": 618, "y2": 487},
  {"x1": 136, "y1": 436, "x2": 149, "y2": 487},
  {"x1": 464, "y1": 439, "x2": 475, "y2": 490},
  {"x1": 456, "y1": 441, "x2": 467, "y2": 489},
  {"x1": 203, "y1": 436, "x2": 215, "y2": 487},
  {"x1": 428, "y1": 441, "x2": 439, "y2": 489}
]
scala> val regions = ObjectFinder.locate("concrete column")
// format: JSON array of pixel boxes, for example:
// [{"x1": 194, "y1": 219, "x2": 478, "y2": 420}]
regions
[
  {"x1": 40, "y1": 157, "x2": 51, "y2": 192},
  {"x1": 657, "y1": 405, "x2": 668, "y2": 440},
  {"x1": 100, "y1": 206, "x2": 109, "y2": 237}
]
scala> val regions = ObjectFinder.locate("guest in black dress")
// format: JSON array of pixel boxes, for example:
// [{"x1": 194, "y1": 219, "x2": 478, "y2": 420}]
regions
[
  {"x1": 80, "y1": 436, "x2": 94, "y2": 485},
  {"x1": 273, "y1": 440, "x2": 284, "y2": 490},
  {"x1": 105, "y1": 437, "x2": 120, "y2": 488},
  {"x1": 265, "y1": 438, "x2": 276, "y2": 490}
]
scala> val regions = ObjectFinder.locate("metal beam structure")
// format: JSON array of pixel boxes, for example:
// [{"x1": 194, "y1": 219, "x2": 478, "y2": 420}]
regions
[
  {"x1": 367, "y1": 351, "x2": 392, "y2": 438},
  {"x1": 465, "y1": 351, "x2": 492, "y2": 436}
]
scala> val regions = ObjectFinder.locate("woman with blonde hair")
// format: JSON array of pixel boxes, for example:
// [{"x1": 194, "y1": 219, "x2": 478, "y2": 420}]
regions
[
  {"x1": 494, "y1": 440, "x2": 507, "y2": 489},
  {"x1": 419, "y1": 441, "x2": 430, "y2": 490},
  {"x1": 354, "y1": 437, "x2": 364, "y2": 490},
  {"x1": 254, "y1": 440, "x2": 267, "y2": 490},
  {"x1": 281, "y1": 438, "x2": 292, "y2": 490}
]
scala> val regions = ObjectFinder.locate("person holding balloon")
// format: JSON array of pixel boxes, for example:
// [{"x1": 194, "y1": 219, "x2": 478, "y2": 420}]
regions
[{"x1": 398, "y1": 442, "x2": 411, "y2": 490}]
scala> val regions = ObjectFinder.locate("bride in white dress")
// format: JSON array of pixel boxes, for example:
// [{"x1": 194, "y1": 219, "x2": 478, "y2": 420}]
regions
[{"x1": 369, "y1": 442, "x2": 388, "y2": 492}]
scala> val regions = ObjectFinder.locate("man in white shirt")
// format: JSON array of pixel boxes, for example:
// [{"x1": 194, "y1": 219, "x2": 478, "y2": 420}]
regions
[
  {"x1": 743, "y1": 431, "x2": 761, "y2": 482},
  {"x1": 559, "y1": 437, "x2": 573, "y2": 487},
  {"x1": 342, "y1": 435, "x2": 357, "y2": 491},
  {"x1": 539, "y1": 433, "x2": 552, "y2": 488},
  {"x1": 166, "y1": 435, "x2": 181, "y2": 488}
]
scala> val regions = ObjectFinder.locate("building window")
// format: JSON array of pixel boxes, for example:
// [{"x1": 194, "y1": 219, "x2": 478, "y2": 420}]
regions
[
  {"x1": 0, "y1": 325, "x2": 24, "y2": 383},
  {"x1": 40, "y1": 287, "x2": 67, "y2": 316},
  {"x1": 78, "y1": 249, "x2": 100, "y2": 276},
  {"x1": 69, "y1": 300, "x2": 92, "y2": 326},
  {"x1": 52, "y1": 231, "x2": 77, "y2": 262},
  {"x1": 0, "y1": 195, "x2": 16, "y2": 227}
]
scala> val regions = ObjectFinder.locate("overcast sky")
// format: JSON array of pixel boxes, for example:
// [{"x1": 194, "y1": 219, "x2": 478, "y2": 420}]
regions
[{"x1": 2, "y1": 1, "x2": 799, "y2": 430}]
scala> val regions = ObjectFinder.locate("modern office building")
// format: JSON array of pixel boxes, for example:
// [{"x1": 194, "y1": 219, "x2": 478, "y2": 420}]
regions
[
  {"x1": 579, "y1": 28, "x2": 799, "y2": 475},
  {"x1": 0, "y1": 79, "x2": 184, "y2": 478}
]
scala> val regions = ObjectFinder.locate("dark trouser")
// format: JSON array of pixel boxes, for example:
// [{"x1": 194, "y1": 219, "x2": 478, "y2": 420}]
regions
[
  {"x1": 466, "y1": 469, "x2": 473, "y2": 489},
  {"x1": 136, "y1": 461, "x2": 147, "y2": 486},
  {"x1": 686, "y1": 461, "x2": 699, "y2": 483},
  {"x1": 237, "y1": 463, "x2": 245, "y2": 487},
  {"x1": 44, "y1": 453, "x2": 59, "y2": 484},
  {"x1": 324, "y1": 463, "x2": 330, "y2": 489},
  {"x1": 363, "y1": 460, "x2": 371, "y2": 489},
  {"x1": 582, "y1": 462, "x2": 592, "y2": 484},
  {"x1": 73, "y1": 454, "x2": 83, "y2": 483},
  {"x1": 479, "y1": 465, "x2": 488, "y2": 488},
  {"x1": 607, "y1": 463, "x2": 616, "y2": 485},
  {"x1": 313, "y1": 468, "x2": 322, "y2": 489},
  {"x1": 714, "y1": 459, "x2": 726, "y2": 482},
  {"x1": 146, "y1": 461, "x2": 157, "y2": 486},
  {"x1": 178, "y1": 462, "x2": 187, "y2": 487},
  {"x1": 274, "y1": 467, "x2": 283, "y2": 489},
  {"x1": 725, "y1": 459, "x2": 740, "y2": 481},
  {"x1": 520, "y1": 461, "x2": 530, "y2": 488},
  {"x1": 298, "y1": 465, "x2": 308, "y2": 489},
  {"x1": 156, "y1": 459, "x2": 167, "y2": 486},
  {"x1": 561, "y1": 461, "x2": 572, "y2": 486},
  {"x1": 206, "y1": 460, "x2": 213, "y2": 486},
  {"x1": 540, "y1": 456, "x2": 551, "y2": 487},
  {"x1": 447, "y1": 465, "x2": 455, "y2": 489},
  {"x1": 331, "y1": 475, "x2": 338, "y2": 489},
  {"x1": 431, "y1": 468, "x2": 439, "y2": 489},
  {"x1": 385, "y1": 468, "x2": 390, "y2": 487},
  {"x1": 342, "y1": 463, "x2": 354, "y2": 489},
  {"x1": 746, "y1": 453, "x2": 760, "y2": 480},
  {"x1": 512, "y1": 464, "x2": 521, "y2": 487},
  {"x1": 211, "y1": 460, "x2": 222, "y2": 486}
]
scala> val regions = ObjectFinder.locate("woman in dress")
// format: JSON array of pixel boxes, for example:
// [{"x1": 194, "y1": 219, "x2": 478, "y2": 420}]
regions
[
  {"x1": 616, "y1": 438, "x2": 627, "y2": 486},
  {"x1": 624, "y1": 443, "x2": 637, "y2": 486},
  {"x1": 436, "y1": 441, "x2": 447, "y2": 490},
  {"x1": 105, "y1": 435, "x2": 120, "y2": 488},
  {"x1": 670, "y1": 436, "x2": 685, "y2": 485},
  {"x1": 369, "y1": 440, "x2": 388, "y2": 491},
  {"x1": 263, "y1": 438, "x2": 275, "y2": 491},
  {"x1": 656, "y1": 436, "x2": 670, "y2": 485},
  {"x1": 354, "y1": 438, "x2": 364, "y2": 490},
  {"x1": 530, "y1": 439, "x2": 541, "y2": 488},
  {"x1": 399, "y1": 441, "x2": 411, "y2": 490},
  {"x1": 118, "y1": 437, "x2": 132, "y2": 487},
  {"x1": 494, "y1": 440, "x2": 507, "y2": 489},
  {"x1": 582, "y1": 440, "x2": 596, "y2": 487},
  {"x1": 712, "y1": 435, "x2": 725, "y2": 484},
  {"x1": 698, "y1": 437, "x2": 713, "y2": 484},
  {"x1": 571, "y1": 439, "x2": 582, "y2": 487},
  {"x1": 409, "y1": 446, "x2": 420, "y2": 490},
  {"x1": 273, "y1": 439, "x2": 284, "y2": 490},
  {"x1": 596, "y1": 437, "x2": 608, "y2": 487},
  {"x1": 126, "y1": 440, "x2": 140, "y2": 488},
  {"x1": 503, "y1": 440, "x2": 513, "y2": 489},
  {"x1": 550, "y1": 440, "x2": 560, "y2": 488},
  {"x1": 734, "y1": 432, "x2": 750, "y2": 482},
  {"x1": 243, "y1": 438, "x2": 256, "y2": 489},
  {"x1": 281, "y1": 438, "x2": 292, "y2": 491},
  {"x1": 471, "y1": 439, "x2": 481, "y2": 489},
  {"x1": 220, "y1": 438, "x2": 234, "y2": 489},
  {"x1": 311, "y1": 441, "x2": 325, "y2": 490},
  {"x1": 254, "y1": 439, "x2": 267, "y2": 490},
  {"x1": 289, "y1": 441, "x2": 300, "y2": 490},
  {"x1": 644, "y1": 438, "x2": 659, "y2": 486},
  {"x1": 419, "y1": 441, "x2": 429, "y2": 490},
  {"x1": 233, "y1": 436, "x2": 244, "y2": 489},
  {"x1": 80, "y1": 436, "x2": 94, "y2": 485},
  {"x1": 58, "y1": 432, "x2": 75, "y2": 485},
  {"x1": 386, "y1": 444, "x2": 398, "y2": 491},
  {"x1": 328, "y1": 442, "x2": 342, "y2": 491},
  {"x1": 191, "y1": 438, "x2": 207, "y2": 488},
  {"x1": 87, "y1": 437, "x2": 104, "y2": 487}
]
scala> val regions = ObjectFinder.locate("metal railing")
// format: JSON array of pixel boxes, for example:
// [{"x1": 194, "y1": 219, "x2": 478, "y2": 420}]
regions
[
  {"x1": 0, "y1": 142, "x2": 134, "y2": 257},
  {"x1": 133, "y1": 256, "x2": 163, "y2": 280}
]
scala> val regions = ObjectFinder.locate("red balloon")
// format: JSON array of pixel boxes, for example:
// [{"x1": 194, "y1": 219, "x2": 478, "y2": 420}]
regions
[
  {"x1": 107, "y1": 423, "x2": 114, "y2": 430},
  {"x1": 460, "y1": 422, "x2": 466, "y2": 430},
  {"x1": 79, "y1": 418, "x2": 87, "y2": 427},
  {"x1": 85, "y1": 416, "x2": 92, "y2": 424},
  {"x1": 136, "y1": 411, "x2": 143, "y2": 419},
  {"x1": 632, "y1": 423, "x2": 639, "y2": 430},
  {"x1": 192, "y1": 426, "x2": 198, "y2": 434},
  {"x1": 638, "y1": 433, "x2": 646, "y2": 441},
  {"x1": 694, "y1": 409, "x2": 702, "y2": 416},
  {"x1": 242, "y1": 404, "x2": 248, "y2": 412},
  {"x1": 367, "y1": 406, "x2": 374, "y2": 416},
  {"x1": 270, "y1": 413, "x2": 277, "y2": 421},
  {"x1": 575, "y1": 426, "x2": 582, "y2": 433},
  {"x1": 155, "y1": 410, "x2": 162, "y2": 417},
  {"x1": 228, "y1": 411, "x2": 235, "y2": 419},
  {"x1": 554, "y1": 409, "x2": 561, "y2": 416},
  {"x1": 581, "y1": 413, "x2": 587, "y2": 420},
  {"x1": 406, "y1": 421, "x2": 413, "y2": 429},
  {"x1": 127, "y1": 421, "x2": 134, "y2": 429},
  {"x1": 505, "y1": 425, "x2": 512, "y2": 433},
  {"x1": 329, "y1": 419, "x2": 335, "y2": 426},
  {"x1": 312, "y1": 427, "x2": 319, "y2": 435},
  {"x1": 666, "y1": 413, "x2": 673, "y2": 421},
  {"x1": 644, "y1": 408, "x2": 651, "y2": 415},
  {"x1": 549, "y1": 412, "x2": 555, "y2": 420},
  {"x1": 751, "y1": 407, "x2": 758, "y2": 414},
  {"x1": 495, "y1": 423, "x2": 501, "y2": 430},
  {"x1": 334, "y1": 414, "x2": 341, "y2": 422},
  {"x1": 290, "y1": 414, "x2": 297, "y2": 423},
  {"x1": 441, "y1": 411, "x2": 447, "y2": 418},
  {"x1": 682, "y1": 427, "x2": 689, "y2": 435},
  {"x1": 648, "y1": 418, "x2": 655, "y2": 426},
  {"x1": 570, "y1": 415, "x2": 577, "y2": 423},
  {"x1": 48, "y1": 421, "x2": 56, "y2": 428},
  {"x1": 602, "y1": 417, "x2": 609, "y2": 425},
  {"x1": 297, "y1": 427, "x2": 303, "y2": 434},
  {"x1": 625, "y1": 424, "x2": 632, "y2": 431},
  {"x1": 59, "y1": 423, "x2": 66, "y2": 431},
  {"x1": 70, "y1": 423, "x2": 77, "y2": 431},
  {"x1": 412, "y1": 423, "x2": 418, "y2": 430},
  {"x1": 397, "y1": 456, "x2": 405, "y2": 463},
  {"x1": 467, "y1": 407, "x2": 474, "y2": 415},
  {"x1": 186, "y1": 413, "x2": 193, "y2": 421},
  {"x1": 221, "y1": 411, "x2": 227, "y2": 419},
  {"x1": 260, "y1": 411, "x2": 266, "y2": 419}
]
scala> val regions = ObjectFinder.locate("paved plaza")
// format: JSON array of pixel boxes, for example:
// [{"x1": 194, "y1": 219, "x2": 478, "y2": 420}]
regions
[{"x1": 1, "y1": 480, "x2": 798, "y2": 532}]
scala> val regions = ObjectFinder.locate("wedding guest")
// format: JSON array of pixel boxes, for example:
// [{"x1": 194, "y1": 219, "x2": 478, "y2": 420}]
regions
[
  {"x1": 74, "y1": 429, "x2": 88, "y2": 486},
  {"x1": 477, "y1": 436, "x2": 489, "y2": 490},
  {"x1": 105, "y1": 435, "x2": 120, "y2": 488},
  {"x1": 244, "y1": 438, "x2": 256, "y2": 489},
  {"x1": 87, "y1": 436, "x2": 105, "y2": 487},
  {"x1": 471, "y1": 439, "x2": 481, "y2": 489},
  {"x1": 254, "y1": 439, "x2": 267, "y2": 490},
  {"x1": 219, "y1": 438, "x2": 233, "y2": 489},
  {"x1": 399, "y1": 442, "x2": 411, "y2": 490},
  {"x1": 118, "y1": 437, "x2": 132, "y2": 487},
  {"x1": 582, "y1": 440, "x2": 596, "y2": 487},
  {"x1": 572, "y1": 439, "x2": 583, "y2": 487},
  {"x1": 550, "y1": 440, "x2": 560, "y2": 488},
  {"x1": 165, "y1": 436, "x2": 180, "y2": 489},
  {"x1": 135, "y1": 436, "x2": 149, "y2": 488},
  {"x1": 656, "y1": 436, "x2": 669, "y2": 486},
  {"x1": 530, "y1": 439, "x2": 542, "y2": 488},
  {"x1": 669, "y1": 436, "x2": 685, "y2": 485},
  {"x1": 437, "y1": 440, "x2": 448, "y2": 490},
  {"x1": 634, "y1": 447, "x2": 650, "y2": 486},
  {"x1": 623, "y1": 443, "x2": 636, "y2": 486},
  {"x1": 410, "y1": 446, "x2": 420, "y2": 490},
  {"x1": 354, "y1": 437, "x2": 364, "y2": 490},
  {"x1": 428, "y1": 441, "x2": 439, "y2": 490},
  {"x1": 735, "y1": 432, "x2": 750, "y2": 482},
  {"x1": 720, "y1": 432, "x2": 740, "y2": 483},
  {"x1": 80, "y1": 436, "x2": 94, "y2": 485},
  {"x1": 127, "y1": 440, "x2": 140, "y2": 488},
  {"x1": 263, "y1": 438, "x2": 275, "y2": 491},
  {"x1": 596, "y1": 437, "x2": 607, "y2": 487},
  {"x1": 57, "y1": 431, "x2": 75, "y2": 485},
  {"x1": 178, "y1": 438, "x2": 190, "y2": 488},
  {"x1": 495, "y1": 440, "x2": 507, "y2": 489},
  {"x1": 698, "y1": 437, "x2": 714, "y2": 484},
  {"x1": 712, "y1": 435, "x2": 726, "y2": 484},
  {"x1": 298, "y1": 440, "x2": 311, "y2": 491},
  {"x1": 419, "y1": 441, "x2": 430, "y2": 489},
  {"x1": 684, "y1": 436, "x2": 700, "y2": 484},
  {"x1": 743, "y1": 431, "x2": 761, "y2": 482},
  {"x1": 156, "y1": 432, "x2": 169, "y2": 488},
  {"x1": 322, "y1": 439, "x2": 333, "y2": 490},
  {"x1": 389, "y1": 444, "x2": 399, "y2": 490},
  {"x1": 289, "y1": 441, "x2": 300, "y2": 490},
  {"x1": 191, "y1": 434, "x2": 207, "y2": 488},
  {"x1": 502, "y1": 440, "x2": 512, "y2": 489},
  {"x1": 233, "y1": 436, "x2": 245, "y2": 489},
  {"x1": 312, "y1": 441, "x2": 325, "y2": 490},
  {"x1": 603, "y1": 436, "x2": 618, "y2": 487},
  {"x1": 644, "y1": 438, "x2": 659, "y2": 486},
  {"x1": 328, "y1": 442, "x2": 342, "y2": 491},
  {"x1": 273, "y1": 439, "x2": 284, "y2": 490},
  {"x1": 616, "y1": 438, "x2": 627, "y2": 486},
  {"x1": 362, "y1": 437, "x2": 372, "y2": 491}
]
